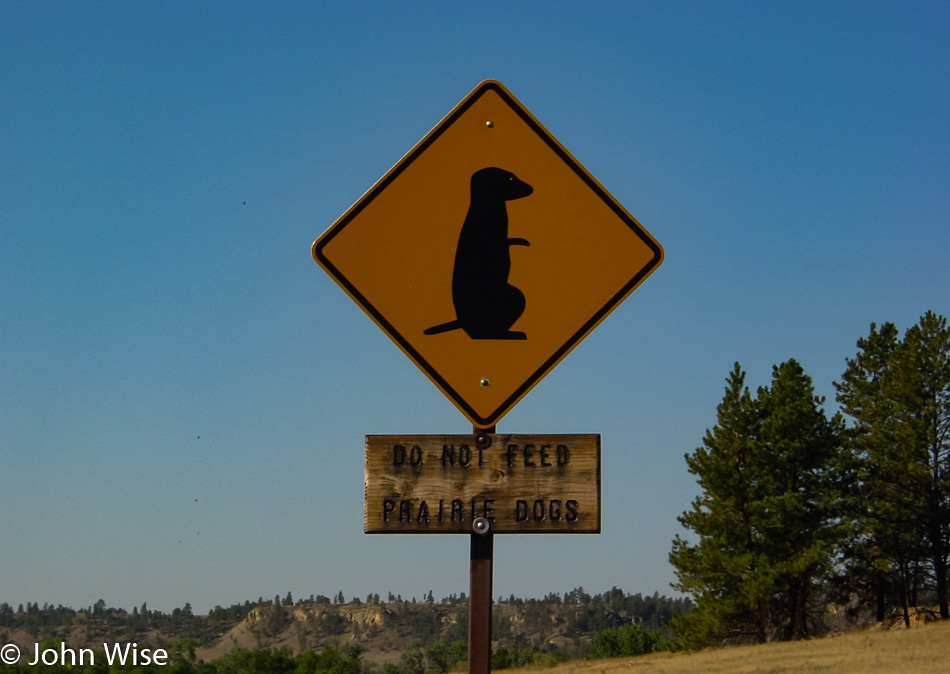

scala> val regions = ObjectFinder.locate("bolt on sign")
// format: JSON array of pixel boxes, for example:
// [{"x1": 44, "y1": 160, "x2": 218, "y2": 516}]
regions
[
  {"x1": 312, "y1": 80, "x2": 663, "y2": 429},
  {"x1": 365, "y1": 434, "x2": 600, "y2": 534}
]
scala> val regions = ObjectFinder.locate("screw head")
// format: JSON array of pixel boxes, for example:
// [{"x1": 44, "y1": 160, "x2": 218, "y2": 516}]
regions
[{"x1": 480, "y1": 378, "x2": 490, "y2": 387}]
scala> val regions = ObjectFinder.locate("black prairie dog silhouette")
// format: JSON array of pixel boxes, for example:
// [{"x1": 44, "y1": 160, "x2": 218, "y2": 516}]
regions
[{"x1": 424, "y1": 167, "x2": 533, "y2": 339}]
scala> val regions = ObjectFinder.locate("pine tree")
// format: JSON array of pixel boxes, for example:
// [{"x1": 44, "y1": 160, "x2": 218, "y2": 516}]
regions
[
  {"x1": 755, "y1": 359, "x2": 844, "y2": 639},
  {"x1": 890, "y1": 312, "x2": 950, "y2": 619},
  {"x1": 670, "y1": 363, "x2": 774, "y2": 646},
  {"x1": 670, "y1": 361, "x2": 843, "y2": 646},
  {"x1": 836, "y1": 312, "x2": 950, "y2": 622},
  {"x1": 836, "y1": 321, "x2": 919, "y2": 624}
]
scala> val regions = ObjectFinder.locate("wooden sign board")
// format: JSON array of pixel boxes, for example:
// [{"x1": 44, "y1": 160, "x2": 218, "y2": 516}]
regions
[{"x1": 365, "y1": 434, "x2": 600, "y2": 534}]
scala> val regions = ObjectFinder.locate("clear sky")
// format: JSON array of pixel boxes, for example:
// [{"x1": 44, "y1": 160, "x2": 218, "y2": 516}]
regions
[{"x1": 2, "y1": 1, "x2": 948, "y2": 614}]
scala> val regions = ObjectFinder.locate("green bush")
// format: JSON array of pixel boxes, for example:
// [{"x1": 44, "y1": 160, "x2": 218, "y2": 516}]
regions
[{"x1": 588, "y1": 624, "x2": 671, "y2": 659}]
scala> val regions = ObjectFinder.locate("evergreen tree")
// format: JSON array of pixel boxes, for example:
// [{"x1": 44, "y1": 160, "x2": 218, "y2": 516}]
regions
[
  {"x1": 266, "y1": 599, "x2": 286, "y2": 637},
  {"x1": 670, "y1": 361, "x2": 843, "y2": 646},
  {"x1": 891, "y1": 312, "x2": 950, "y2": 619},
  {"x1": 670, "y1": 363, "x2": 771, "y2": 645},
  {"x1": 836, "y1": 312, "x2": 950, "y2": 622},
  {"x1": 835, "y1": 321, "x2": 919, "y2": 623},
  {"x1": 755, "y1": 359, "x2": 844, "y2": 639}
]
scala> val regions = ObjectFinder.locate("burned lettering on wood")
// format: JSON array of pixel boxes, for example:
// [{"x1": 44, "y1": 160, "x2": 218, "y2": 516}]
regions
[
  {"x1": 505, "y1": 443, "x2": 570, "y2": 467},
  {"x1": 392, "y1": 444, "x2": 423, "y2": 467},
  {"x1": 366, "y1": 434, "x2": 600, "y2": 534},
  {"x1": 441, "y1": 444, "x2": 485, "y2": 467}
]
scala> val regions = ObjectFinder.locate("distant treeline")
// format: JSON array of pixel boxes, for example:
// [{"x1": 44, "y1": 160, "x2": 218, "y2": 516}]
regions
[
  {"x1": 0, "y1": 588, "x2": 690, "y2": 663},
  {"x1": 0, "y1": 587, "x2": 689, "y2": 633},
  {"x1": 496, "y1": 587, "x2": 691, "y2": 634},
  {"x1": 0, "y1": 587, "x2": 692, "y2": 630},
  {"x1": 0, "y1": 588, "x2": 688, "y2": 673}
]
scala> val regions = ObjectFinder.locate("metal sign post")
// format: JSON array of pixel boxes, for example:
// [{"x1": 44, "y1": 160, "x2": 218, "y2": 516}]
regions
[
  {"x1": 469, "y1": 531, "x2": 493, "y2": 674},
  {"x1": 468, "y1": 425, "x2": 494, "y2": 674}
]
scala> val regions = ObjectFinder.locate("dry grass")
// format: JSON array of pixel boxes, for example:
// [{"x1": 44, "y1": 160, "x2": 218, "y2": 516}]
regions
[{"x1": 515, "y1": 620, "x2": 949, "y2": 674}]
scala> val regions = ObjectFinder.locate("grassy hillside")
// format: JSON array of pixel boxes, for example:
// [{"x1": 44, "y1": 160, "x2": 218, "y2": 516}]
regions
[{"x1": 532, "y1": 619, "x2": 949, "y2": 674}]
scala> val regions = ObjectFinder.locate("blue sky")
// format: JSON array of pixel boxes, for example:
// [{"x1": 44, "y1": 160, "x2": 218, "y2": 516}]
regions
[{"x1": 2, "y1": 1, "x2": 948, "y2": 614}]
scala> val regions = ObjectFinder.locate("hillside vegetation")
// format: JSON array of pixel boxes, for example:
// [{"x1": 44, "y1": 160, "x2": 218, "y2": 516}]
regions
[{"x1": 0, "y1": 589, "x2": 689, "y2": 666}]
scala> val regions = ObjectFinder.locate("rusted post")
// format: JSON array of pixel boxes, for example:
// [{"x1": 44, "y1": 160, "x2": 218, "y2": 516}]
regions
[{"x1": 469, "y1": 426, "x2": 495, "y2": 674}]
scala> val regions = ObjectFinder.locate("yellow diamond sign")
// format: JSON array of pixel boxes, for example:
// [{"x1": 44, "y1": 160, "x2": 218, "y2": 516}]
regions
[{"x1": 312, "y1": 80, "x2": 663, "y2": 428}]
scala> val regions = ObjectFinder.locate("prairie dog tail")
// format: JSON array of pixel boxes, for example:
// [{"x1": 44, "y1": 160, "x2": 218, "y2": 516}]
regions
[{"x1": 424, "y1": 320, "x2": 461, "y2": 335}]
